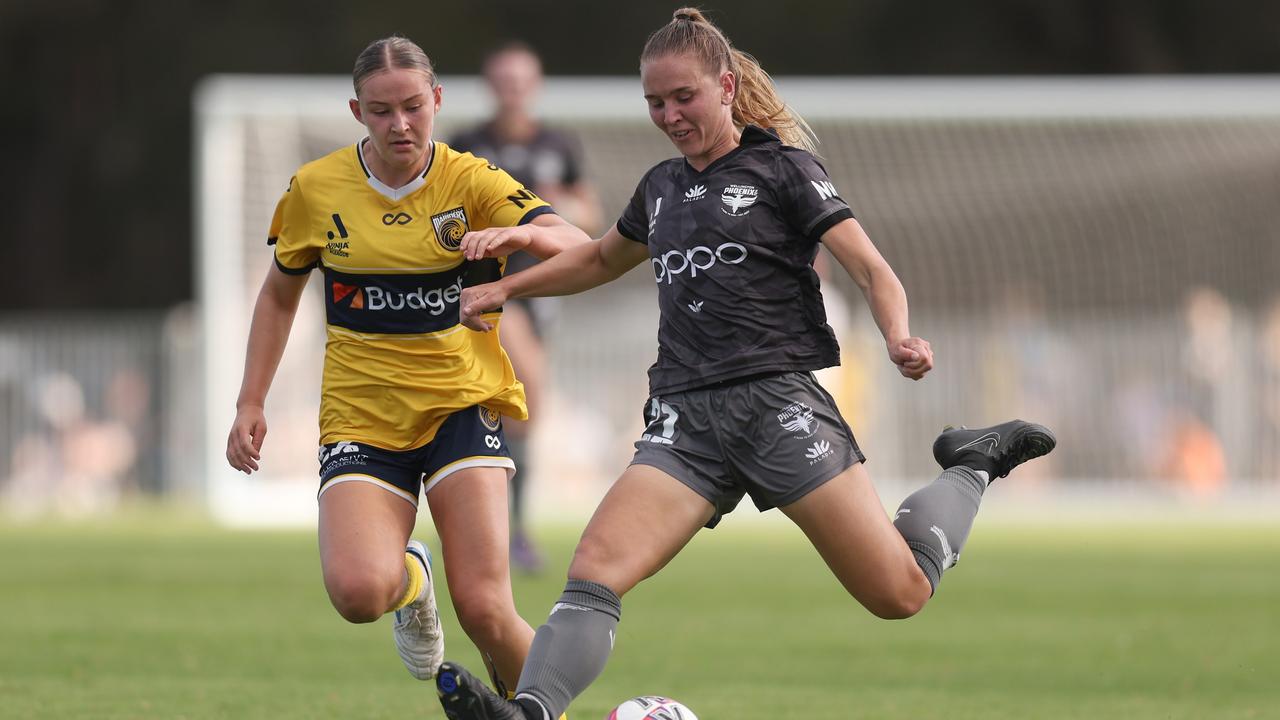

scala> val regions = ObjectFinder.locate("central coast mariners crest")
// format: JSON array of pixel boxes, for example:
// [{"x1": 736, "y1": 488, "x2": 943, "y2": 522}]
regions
[
  {"x1": 431, "y1": 206, "x2": 469, "y2": 251},
  {"x1": 478, "y1": 406, "x2": 502, "y2": 431}
]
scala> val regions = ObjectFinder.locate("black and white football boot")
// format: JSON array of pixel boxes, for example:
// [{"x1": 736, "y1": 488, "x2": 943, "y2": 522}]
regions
[{"x1": 932, "y1": 420, "x2": 1056, "y2": 480}]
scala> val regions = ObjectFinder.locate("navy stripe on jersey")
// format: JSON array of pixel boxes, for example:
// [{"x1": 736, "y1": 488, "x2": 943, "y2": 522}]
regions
[
  {"x1": 356, "y1": 141, "x2": 371, "y2": 178},
  {"x1": 275, "y1": 256, "x2": 317, "y2": 275},
  {"x1": 323, "y1": 259, "x2": 502, "y2": 334},
  {"x1": 518, "y1": 206, "x2": 556, "y2": 225}
]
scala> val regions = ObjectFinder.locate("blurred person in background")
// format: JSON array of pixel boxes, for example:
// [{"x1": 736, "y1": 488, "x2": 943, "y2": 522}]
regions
[
  {"x1": 1261, "y1": 296, "x2": 1280, "y2": 480},
  {"x1": 223, "y1": 35, "x2": 587, "y2": 703},
  {"x1": 1163, "y1": 286, "x2": 1235, "y2": 496},
  {"x1": 434, "y1": 9, "x2": 1055, "y2": 720},
  {"x1": 3, "y1": 371, "x2": 138, "y2": 518},
  {"x1": 450, "y1": 40, "x2": 603, "y2": 573}
]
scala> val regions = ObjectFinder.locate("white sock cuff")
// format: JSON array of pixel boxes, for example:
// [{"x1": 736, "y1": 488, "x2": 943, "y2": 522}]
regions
[{"x1": 514, "y1": 693, "x2": 552, "y2": 720}]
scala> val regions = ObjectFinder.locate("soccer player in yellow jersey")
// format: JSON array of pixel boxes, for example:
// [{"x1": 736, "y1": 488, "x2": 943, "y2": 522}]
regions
[{"x1": 224, "y1": 36, "x2": 589, "y2": 698}]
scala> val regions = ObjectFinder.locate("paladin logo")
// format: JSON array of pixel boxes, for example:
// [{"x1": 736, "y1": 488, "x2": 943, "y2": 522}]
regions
[
  {"x1": 382, "y1": 212, "x2": 413, "y2": 225},
  {"x1": 684, "y1": 184, "x2": 707, "y2": 202},
  {"x1": 721, "y1": 184, "x2": 758, "y2": 216},
  {"x1": 805, "y1": 439, "x2": 834, "y2": 464},
  {"x1": 778, "y1": 401, "x2": 819, "y2": 439},
  {"x1": 332, "y1": 281, "x2": 364, "y2": 309},
  {"x1": 431, "y1": 207, "x2": 469, "y2": 251}
]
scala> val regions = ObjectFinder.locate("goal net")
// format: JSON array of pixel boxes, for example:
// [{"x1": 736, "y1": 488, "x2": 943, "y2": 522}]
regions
[{"x1": 196, "y1": 75, "x2": 1280, "y2": 526}]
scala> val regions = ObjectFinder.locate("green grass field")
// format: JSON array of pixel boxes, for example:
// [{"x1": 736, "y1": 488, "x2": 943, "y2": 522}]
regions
[{"x1": 1, "y1": 516, "x2": 1276, "y2": 719}]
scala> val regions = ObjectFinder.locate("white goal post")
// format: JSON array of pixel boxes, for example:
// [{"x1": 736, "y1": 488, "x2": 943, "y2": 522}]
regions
[{"x1": 195, "y1": 75, "x2": 1280, "y2": 527}]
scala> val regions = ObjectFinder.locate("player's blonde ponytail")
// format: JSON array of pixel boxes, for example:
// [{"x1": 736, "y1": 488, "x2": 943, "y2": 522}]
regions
[
  {"x1": 641, "y1": 7, "x2": 817, "y2": 153},
  {"x1": 353, "y1": 36, "x2": 437, "y2": 97}
]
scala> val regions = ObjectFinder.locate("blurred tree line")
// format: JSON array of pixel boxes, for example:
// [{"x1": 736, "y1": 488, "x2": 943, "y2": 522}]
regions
[{"x1": 2, "y1": 0, "x2": 1277, "y2": 310}]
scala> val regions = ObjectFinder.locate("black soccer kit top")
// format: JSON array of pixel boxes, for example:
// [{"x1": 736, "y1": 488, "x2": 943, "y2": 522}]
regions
[
  {"x1": 616, "y1": 125, "x2": 856, "y2": 396},
  {"x1": 449, "y1": 123, "x2": 584, "y2": 190},
  {"x1": 450, "y1": 124, "x2": 586, "y2": 276}
]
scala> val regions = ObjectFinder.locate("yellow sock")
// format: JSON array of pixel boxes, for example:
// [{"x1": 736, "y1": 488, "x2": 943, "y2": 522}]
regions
[{"x1": 391, "y1": 552, "x2": 425, "y2": 612}]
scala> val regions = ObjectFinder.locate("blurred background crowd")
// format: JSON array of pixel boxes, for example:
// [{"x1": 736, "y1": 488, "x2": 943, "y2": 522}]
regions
[{"x1": 2, "y1": 1, "x2": 1279, "y2": 521}]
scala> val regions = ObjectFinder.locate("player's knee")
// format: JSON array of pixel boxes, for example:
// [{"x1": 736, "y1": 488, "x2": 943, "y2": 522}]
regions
[
  {"x1": 566, "y1": 538, "x2": 627, "y2": 590},
  {"x1": 868, "y1": 594, "x2": 926, "y2": 620},
  {"x1": 452, "y1": 589, "x2": 514, "y2": 644},
  {"x1": 325, "y1": 571, "x2": 397, "y2": 623},
  {"x1": 864, "y1": 583, "x2": 929, "y2": 620}
]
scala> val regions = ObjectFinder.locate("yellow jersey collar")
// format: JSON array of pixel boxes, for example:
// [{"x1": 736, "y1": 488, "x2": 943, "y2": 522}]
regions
[{"x1": 356, "y1": 138, "x2": 435, "y2": 202}]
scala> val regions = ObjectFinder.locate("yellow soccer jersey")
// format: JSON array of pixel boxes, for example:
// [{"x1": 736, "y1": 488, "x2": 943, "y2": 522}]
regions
[{"x1": 267, "y1": 139, "x2": 553, "y2": 450}]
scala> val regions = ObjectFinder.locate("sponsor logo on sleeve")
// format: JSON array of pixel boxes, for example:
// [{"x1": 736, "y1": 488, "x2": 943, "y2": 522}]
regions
[{"x1": 811, "y1": 180, "x2": 841, "y2": 201}]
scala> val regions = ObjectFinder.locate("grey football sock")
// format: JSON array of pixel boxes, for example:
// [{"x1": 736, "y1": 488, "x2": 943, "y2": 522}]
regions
[
  {"x1": 892, "y1": 466, "x2": 988, "y2": 593},
  {"x1": 516, "y1": 580, "x2": 621, "y2": 719}
]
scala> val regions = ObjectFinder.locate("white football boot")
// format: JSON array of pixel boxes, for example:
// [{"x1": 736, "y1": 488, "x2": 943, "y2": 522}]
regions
[{"x1": 394, "y1": 539, "x2": 445, "y2": 679}]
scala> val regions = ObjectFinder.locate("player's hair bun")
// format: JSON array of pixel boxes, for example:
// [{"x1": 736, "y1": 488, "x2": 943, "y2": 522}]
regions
[{"x1": 672, "y1": 7, "x2": 707, "y2": 23}]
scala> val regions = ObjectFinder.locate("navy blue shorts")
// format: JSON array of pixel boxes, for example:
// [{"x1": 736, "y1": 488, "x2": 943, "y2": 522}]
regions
[{"x1": 316, "y1": 405, "x2": 514, "y2": 506}]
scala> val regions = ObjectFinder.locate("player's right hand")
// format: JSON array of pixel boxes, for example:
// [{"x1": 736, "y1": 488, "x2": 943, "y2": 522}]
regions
[
  {"x1": 889, "y1": 336, "x2": 934, "y2": 380},
  {"x1": 226, "y1": 405, "x2": 267, "y2": 474},
  {"x1": 459, "y1": 282, "x2": 510, "y2": 332},
  {"x1": 460, "y1": 226, "x2": 533, "y2": 261}
]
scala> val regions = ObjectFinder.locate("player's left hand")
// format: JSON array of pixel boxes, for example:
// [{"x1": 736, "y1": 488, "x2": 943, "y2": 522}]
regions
[
  {"x1": 461, "y1": 226, "x2": 533, "y2": 261},
  {"x1": 889, "y1": 336, "x2": 933, "y2": 380},
  {"x1": 459, "y1": 281, "x2": 510, "y2": 332}
]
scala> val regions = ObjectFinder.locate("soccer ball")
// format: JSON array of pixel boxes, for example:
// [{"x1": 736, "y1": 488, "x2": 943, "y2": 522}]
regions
[{"x1": 607, "y1": 696, "x2": 698, "y2": 720}]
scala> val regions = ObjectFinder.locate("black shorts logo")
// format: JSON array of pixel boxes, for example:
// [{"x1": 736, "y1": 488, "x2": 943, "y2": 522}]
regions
[
  {"x1": 478, "y1": 406, "x2": 502, "y2": 432},
  {"x1": 318, "y1": 441, "x2": 368, "y2": 472},
  {"x1": 777, "y1": 401, "x2": 819, "y2": 439}
]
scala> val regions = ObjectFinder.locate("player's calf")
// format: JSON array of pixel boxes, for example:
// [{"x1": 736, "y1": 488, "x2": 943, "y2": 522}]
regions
[{"x1": 894, "y1": 420, "x2": 1056, "y2": 594}]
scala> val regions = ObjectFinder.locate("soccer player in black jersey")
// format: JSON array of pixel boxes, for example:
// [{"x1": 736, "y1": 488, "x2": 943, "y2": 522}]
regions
[{"x1": 433, "y1": 10, "x2": 1056, "y2": 720}]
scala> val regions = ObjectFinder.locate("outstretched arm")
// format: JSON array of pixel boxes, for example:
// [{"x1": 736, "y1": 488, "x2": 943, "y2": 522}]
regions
[
  {"x1": 226, "y1": 265, "x2": 309, "y2": 473},
  {"x1": 461, "y1": 213, "x2": 591, "y2": 262},
  {"x1": 460, "y1": 225, "x2": 649, "y2": 331},
  {"x1": 821, "y1": 218, "x2": 933, "y2": 380}
]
